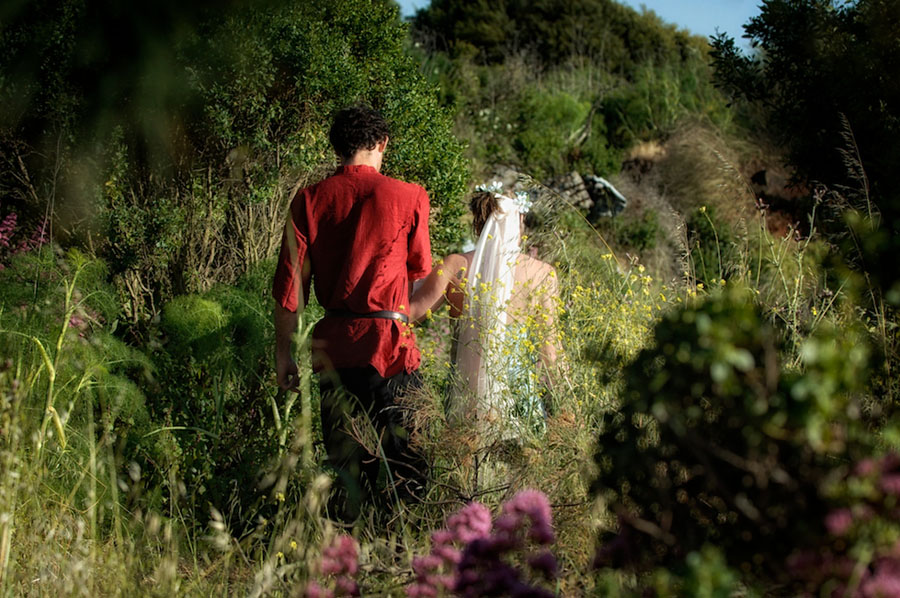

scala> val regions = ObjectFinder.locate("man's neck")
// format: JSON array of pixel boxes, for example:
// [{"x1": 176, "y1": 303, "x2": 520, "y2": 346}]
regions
[{"x1": 342, "y1": 149, "x2": 382, "y2": 172}]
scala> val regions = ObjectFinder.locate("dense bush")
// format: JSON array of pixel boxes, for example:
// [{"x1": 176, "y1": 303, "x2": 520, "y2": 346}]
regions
[
  {"x1": 412, "y1": 0, "x2": 731, "y2": 182},
  {"x1": 711, "y1": 0, "x2": 900, "y2": 201},
  {"x1": 601, "y1": 61, "x2": 733, "y2": 149},
  {"x1": 593, "y1": 288, "x2": 873, "y2": 581},
  {"x1": 599, "y1": 210, "x2": 661, "y2": 252},
  {"x1": 433, "y1": 58, "x2": 626, "y2": 179},
  {"x1": 147, "y1": 262, "x2": 291, "y2": 522}
]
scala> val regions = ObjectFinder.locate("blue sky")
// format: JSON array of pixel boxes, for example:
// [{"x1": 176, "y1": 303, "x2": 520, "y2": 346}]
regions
[{"x1": 396, "y1": 0, "x2": 762, "y2": 46}]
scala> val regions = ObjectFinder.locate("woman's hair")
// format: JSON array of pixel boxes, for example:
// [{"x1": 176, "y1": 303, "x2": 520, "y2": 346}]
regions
[
  {"x1": 470, "y1": 191, "x2": 499, "y2": 236},
  {"x1": 328, "y1": 104, "x2": 391, "y2": 160}
]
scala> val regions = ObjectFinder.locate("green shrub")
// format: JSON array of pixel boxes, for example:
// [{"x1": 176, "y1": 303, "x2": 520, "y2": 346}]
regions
[
  {"x1": 147, "y1": 268, "x2": 293, "y2": 524},
  {"x1": 413, "y1": 0, "x2": 709, "y2": 72},
  {"x1": 601, "y1": 60, "x2": 733, "y2": 150},
  {"x1": 593, "y1": 288, "x2": 873, "y2": 579},
  {"x1": 512, "y1": 90, "x2": 587, "y2": 179},
  {"x1": 605, "y1": 210, "x2": 660, "y2": 252},
  {"x1": 160, "y1": 295, "x2": 228, "y2": 359}
]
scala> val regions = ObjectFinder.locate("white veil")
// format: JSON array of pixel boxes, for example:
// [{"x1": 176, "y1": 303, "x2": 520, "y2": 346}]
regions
[{"x1": 454, "y1": 194, "x2": 522, "y2": 439}]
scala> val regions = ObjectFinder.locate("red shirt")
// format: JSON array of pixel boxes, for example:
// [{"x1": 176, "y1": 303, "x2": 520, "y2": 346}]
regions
[{"x1": 272, "y1": 164, "x2": 432, "y2": 377}]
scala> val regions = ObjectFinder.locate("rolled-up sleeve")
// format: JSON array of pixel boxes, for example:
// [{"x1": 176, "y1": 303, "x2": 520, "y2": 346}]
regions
[
  {"x1": 272, "y1": 198, "x2": 309, "y2": 312},
  {"x1": 407, "y1": 188, "x2": 432, "y2": 281}
]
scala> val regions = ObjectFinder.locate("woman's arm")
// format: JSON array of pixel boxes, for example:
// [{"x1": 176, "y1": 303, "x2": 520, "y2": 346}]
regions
[
  {"x1": 539, "y1": 266, "x2": 560, "y2": 368},
  {"x1": 410, "y1": 254, "x2": 468, "y2": 322}
]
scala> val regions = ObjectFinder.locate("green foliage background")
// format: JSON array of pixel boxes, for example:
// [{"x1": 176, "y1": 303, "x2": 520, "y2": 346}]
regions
[
  {"x1": 410, "y1": 0, "x2": 733, "y2": 181},
  {"x1": 1, "y1": 0, "x2": 469, "y2": 321},
  {"x1": 711, "y1": 0, "x2": 900, "y2": 303},
  {"x1": 1, "y1": 0, "x2": 900, "y2": 596}
]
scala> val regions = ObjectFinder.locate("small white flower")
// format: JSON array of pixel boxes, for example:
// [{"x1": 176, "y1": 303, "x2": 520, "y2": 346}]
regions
[{"x1": 475, "y1": 180, "x2": 504, "y2": 194}]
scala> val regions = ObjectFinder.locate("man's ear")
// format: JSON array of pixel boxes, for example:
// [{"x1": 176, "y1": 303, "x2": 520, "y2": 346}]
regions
[{"x1": 376, "y1": 137, "x2": 389, "y2": 153}]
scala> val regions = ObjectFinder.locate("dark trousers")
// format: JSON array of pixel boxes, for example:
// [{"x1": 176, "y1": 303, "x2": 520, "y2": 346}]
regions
[{"x1": 318, "y1": 366, "x2": 427, "y2": 520}]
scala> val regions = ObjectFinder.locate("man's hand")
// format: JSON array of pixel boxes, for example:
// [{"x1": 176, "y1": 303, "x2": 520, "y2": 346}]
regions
[
  {"x1": 276, "y1": 352, "x2": 300, "y2": 391},
  {"x1": 274, "y1": 303, "x2": 301, "y2": 391}
]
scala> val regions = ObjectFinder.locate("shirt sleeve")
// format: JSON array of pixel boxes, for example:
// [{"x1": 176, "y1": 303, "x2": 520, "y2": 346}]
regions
[
  {"x1": 272, "y1": 195, "x2": 310, "y2": 312},
  {"x1": 407, "y1": 187, "x2": 432, "y2": 281}
]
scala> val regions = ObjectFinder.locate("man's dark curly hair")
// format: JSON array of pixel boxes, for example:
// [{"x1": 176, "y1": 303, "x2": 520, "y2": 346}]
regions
[{"x1": 328, "y1": 104, "x2": 391, "y2": 160}]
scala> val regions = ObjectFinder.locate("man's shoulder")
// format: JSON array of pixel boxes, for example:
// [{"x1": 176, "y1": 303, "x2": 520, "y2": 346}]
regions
[
  {"x1": 375, "y1": 173, "x2": 427, "y2": 198},
  {"x1": 292, "y1": 171, "x2": 426, "y2": 207}
]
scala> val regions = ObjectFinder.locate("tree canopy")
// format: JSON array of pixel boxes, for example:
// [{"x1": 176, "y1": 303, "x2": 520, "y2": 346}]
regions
[
  {"x1": 711, "y1": 0, "x2": 900, "y2": 301},
  {"x1": 413, "y1": 0, "x2": 709, "y2": 74}
]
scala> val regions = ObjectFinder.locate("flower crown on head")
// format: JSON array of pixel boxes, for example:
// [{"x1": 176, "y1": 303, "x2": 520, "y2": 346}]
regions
[{"x1": 474, "y1": 181, "x2": 533, "y2": 214}]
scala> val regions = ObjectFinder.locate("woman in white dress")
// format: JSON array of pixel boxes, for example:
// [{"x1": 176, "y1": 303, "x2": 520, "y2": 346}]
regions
[{"x1": 410, "y1": 185, "x2": 560, "y2": 443}]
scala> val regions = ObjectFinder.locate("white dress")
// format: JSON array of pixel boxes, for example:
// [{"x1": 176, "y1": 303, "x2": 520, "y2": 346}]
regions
[{"x1": 453, "y1": 196, "x2": 545, "y2": 442}]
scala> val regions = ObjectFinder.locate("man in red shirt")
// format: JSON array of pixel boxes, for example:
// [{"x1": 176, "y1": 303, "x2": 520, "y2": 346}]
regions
[{"x1": 273, "y1": 105, "x2": 431, "y2": 520}]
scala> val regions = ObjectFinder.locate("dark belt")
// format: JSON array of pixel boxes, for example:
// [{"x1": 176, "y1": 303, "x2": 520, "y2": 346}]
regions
[{"x1": 325, "y1": 309, "x2": 409, "y2": 324}]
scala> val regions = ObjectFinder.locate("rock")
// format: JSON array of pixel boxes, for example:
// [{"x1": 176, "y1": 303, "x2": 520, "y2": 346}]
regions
[{"x1": 547, "y1": 171, "x2": 593, "y2": 211}]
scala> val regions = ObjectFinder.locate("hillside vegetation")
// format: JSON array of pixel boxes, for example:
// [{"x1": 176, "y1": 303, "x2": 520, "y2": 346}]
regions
[{"x1": 1, "y1": 0, "x2": 899, "y2": 596}]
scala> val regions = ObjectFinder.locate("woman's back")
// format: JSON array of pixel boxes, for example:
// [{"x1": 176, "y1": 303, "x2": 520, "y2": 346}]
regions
[{"x1": 450, "y1": 250, "x2": 558, "y2": 366}]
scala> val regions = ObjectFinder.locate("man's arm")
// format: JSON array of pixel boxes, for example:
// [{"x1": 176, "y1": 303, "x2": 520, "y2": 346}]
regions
[
  {"x1": 272, "y1": 204, "x2": 311, "y2": 391},
  {"x1": 275, "y1": 304, "x2": 300, "y2": 390},
  {"x1": 410, "y1": 254, "x2": 467, "y2": 322}
]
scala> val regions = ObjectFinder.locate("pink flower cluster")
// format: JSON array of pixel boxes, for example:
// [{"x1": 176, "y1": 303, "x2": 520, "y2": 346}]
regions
[
  {"x1": 0, "y1": 204, "x2": 49, "y2": 270},
  {"x1": 407, "y1": 502, "x2": 492, "y2": 597},
  {"x1": 304, "y1": 535, "x2": 360, "y2": 598},
  {"x1": 495, "y1": 489, "x2": 556, "y2": 546},
  {"x1": 788, "y1": 548, "x2": 900, "y2": 598},
  {"x1": 788, "y1": 453, "x2": 900, "y2": 596},
  {"x1": 0, "y1": 212, "x2": 17, "y2": 248},
  {"x1": 407, "y1": 490, "x2": 558, "y2": 598}
]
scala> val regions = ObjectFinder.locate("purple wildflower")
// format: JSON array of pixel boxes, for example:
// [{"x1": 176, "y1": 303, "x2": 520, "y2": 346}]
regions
[
  {"x1": 433, "y1": 543, "x2": 462, "y2": 565},
  {"x1": 880, "y1": 474, "x2": 900, "y2": 496},
  {"x1": 412, "y1": 555, "x2": 443, "y2": 575},
  {"x1": 593, "y1": 516, "x2": 639, "y2": 569},
  {"x1": 407, "y1": 502, "x2": 493, "y2": 597},
  {"x1": 0, "y1": 212, "x2": 16, "y2": 248},
  {"x1": 446, "y1": 502, "x2": 493, "y2": 544},
  {"x1": 527, "y1": 551, "x2": 558, "y2": 580},
  {"x1": 303, "y1": 581, "x2": 334, "y2": 598},
  {"x1": 855, "y1": 458, "x2": 878, "y2": 477},
  {"x1": 405, "y1": 583, "x2": 438, "y2": 598},
  {"x1": 407, "y1": 491, "x2": 558, "y2": 598},
  {"x1": 333, "y1": 576, "x2": 359, "y2": 597},
  {"x1": 500, "y1": 489, "x2": 555, "y2": 545},
  {"x1": 29, "y1": 220, "x2": 49, "y2": 248},
  {"x1": 1, "y1": 209, "x2": 48, "y2": 268},
  {"x1": 824, "y1": 508, "x2": 853, "y2": 537},
  {"x1": 862, "y1": 558, "x2": 900, "y2": 598},
  {"x1": 880, "y1": 453, "x2": 900, "y2": 474},
  {"x1": 307, "y1": 535, "x2": 360, "y2": 598},
  {"x1": 321, "y1": 535, "x2": 358, "y2": 576}
]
